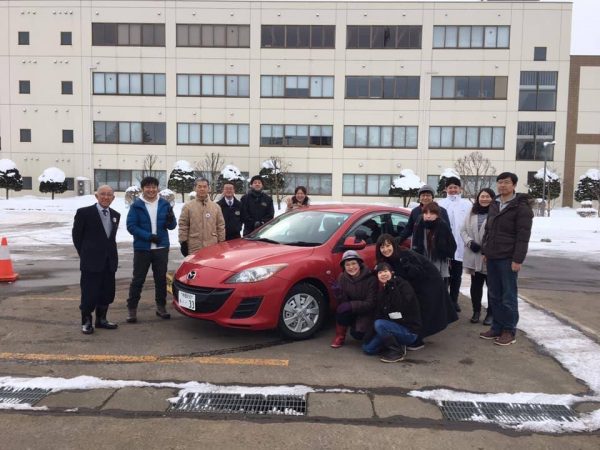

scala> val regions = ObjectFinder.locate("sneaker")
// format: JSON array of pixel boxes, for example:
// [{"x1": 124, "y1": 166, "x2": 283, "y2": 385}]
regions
[
  {"x1": 479, "y1": 328, "x2": 501, "y2": 340},
  {"x1": 380, "y1": 345, "x2": 406, "y2": 363},
  {"x1": 494, "y1": 331, "x2": 516, "y2": 346},
  {"x1": 407, "y1": 341, "x2": 425, "y2": 351}
]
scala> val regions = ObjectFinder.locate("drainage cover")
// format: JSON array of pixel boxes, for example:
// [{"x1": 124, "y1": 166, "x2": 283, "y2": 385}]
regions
[
  {"x1": 440, "y1": 401, "x2": 578, "y2": 424},
  {"x1": 0, "y1": 387, "x2": 51, "y2": 405},
  {"x1": 170, "y1": 392, "x2": 306, "y2": 416}
]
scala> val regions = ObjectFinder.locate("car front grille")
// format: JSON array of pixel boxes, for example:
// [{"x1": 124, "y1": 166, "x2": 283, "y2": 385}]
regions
[
  {"x1": 173, "y1": 280, "x2": 234, "y2": 313},
  {"x1": 230, "y1": 296, "x2": 263, "y2": 319}
]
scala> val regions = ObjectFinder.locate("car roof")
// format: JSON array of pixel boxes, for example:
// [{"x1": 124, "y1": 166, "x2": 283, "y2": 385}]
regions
[{"x1": 300, "y1": 203, "x2": 411, "y2": 215}]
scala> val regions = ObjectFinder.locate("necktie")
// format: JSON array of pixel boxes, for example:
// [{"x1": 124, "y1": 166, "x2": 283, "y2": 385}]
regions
[
  {"x1": 102, "y1": 209, "x2": 108, "y2": 216},
  {"x1": 101, "y1": 209, "x2": 111, "y2": 237},
  {"x1": 228, "y1": 200, "x2": 233, "y2": 207}
]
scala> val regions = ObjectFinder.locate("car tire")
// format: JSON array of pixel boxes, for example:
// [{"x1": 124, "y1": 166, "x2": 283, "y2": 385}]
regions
[{"x1": 278, "y1": 283, "x2": 326, "y2": 340}]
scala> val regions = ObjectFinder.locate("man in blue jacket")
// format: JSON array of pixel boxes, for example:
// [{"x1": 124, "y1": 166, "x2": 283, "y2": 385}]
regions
[{"x1": 125, "y1": 176, "x2": 177, "y2": 323}]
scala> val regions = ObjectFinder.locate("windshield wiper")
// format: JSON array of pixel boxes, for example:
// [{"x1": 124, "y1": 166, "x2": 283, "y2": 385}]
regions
[
  {"x1": 284, "y1": 241, "x2": 321, "y2": 247},
  {"x1": 246, "y1": 237, "x2": 280, "y2": 244}
]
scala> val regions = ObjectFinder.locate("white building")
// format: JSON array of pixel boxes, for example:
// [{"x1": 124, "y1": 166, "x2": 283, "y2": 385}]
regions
[{"x1": 0, "y1": 0, "x2": 573, "y2": 201}]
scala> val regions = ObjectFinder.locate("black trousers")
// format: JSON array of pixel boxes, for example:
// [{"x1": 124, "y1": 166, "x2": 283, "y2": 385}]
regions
[
  {"x1": 126, "y1": 248, "x2": 169, "y2": 309},
  {"x1": 470, "y1": 272, "x2": 489, "y2": 313},
  {"x1": 80, "y1": 262, "x2": 116, "y2": 315},
  {"x1": 448, "y1": 259, "x2": 463, "y2": 304}
]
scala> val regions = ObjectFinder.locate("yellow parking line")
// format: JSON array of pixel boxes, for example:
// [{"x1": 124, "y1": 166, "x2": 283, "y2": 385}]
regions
[
  {"x1": 0, "y1": 352, "x2": 288, "y2": 367},
  {"x1": 15, "y1": 296, "x2": 80, "y2": 302}
]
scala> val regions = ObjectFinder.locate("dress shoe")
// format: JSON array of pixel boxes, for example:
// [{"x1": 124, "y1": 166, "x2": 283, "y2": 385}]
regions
[
  {"x1": 126, "y1": 308, "x2": 137, "y2": 323},
  {"x1": 470, "y1": 311, "x2": 480, "y2": 323},
  {"x1": 81, "y1": 321, "x2": 94, "y2": 335},
  {"x1": 95, "y1": 318, "x2": 118, "y2": 329}
]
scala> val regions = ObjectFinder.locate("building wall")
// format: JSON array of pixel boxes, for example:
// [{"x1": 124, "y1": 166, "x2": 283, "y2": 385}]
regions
[{"x1": 0, "y1": 1, "x2": 573, "y2": 200}]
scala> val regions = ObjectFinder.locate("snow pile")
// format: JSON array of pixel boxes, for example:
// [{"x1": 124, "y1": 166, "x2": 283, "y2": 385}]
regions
[
  {"x1": 580, "y1": 168, "x2": 600, "y2": 181},
  {"x1": 534, "y1": 167, "x2": 560, "y2": 181},
  {"x1": 440, "y1": 168, "x2": 460, "y2": 179},
  {"x1": 262, "y1": 159, "x2": 280, "y2": 173},
  {"x1": 391, "y1": 169, "x2": 423, "y2": 190},
  {"x1": 38, "y1": 167, "x2": 66, "y2": 183},
  {"x1": 173, "y1": 160, "x2": 194, "y2": 172},
  {"x1": 0, "y1": 159, "x2": 17, "y2": 172},
  {"x1": 221, "y1": 164, "x2": 244, "y2": 181}
]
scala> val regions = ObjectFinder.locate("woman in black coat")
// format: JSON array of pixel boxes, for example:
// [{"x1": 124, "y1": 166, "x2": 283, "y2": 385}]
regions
[{"x1": 376, "y1": 234, "x2": 458, "y2": 350}]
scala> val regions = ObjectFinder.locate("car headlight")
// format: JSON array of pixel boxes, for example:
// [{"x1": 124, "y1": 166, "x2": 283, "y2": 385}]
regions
[{"x1": 225, "y1": 264, "x2": 288, "y2": 284}]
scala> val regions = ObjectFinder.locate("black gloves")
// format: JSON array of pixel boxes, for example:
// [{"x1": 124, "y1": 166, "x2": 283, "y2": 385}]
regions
[
  {"x1": 150, "y1": 234, "x2": 160, "y2": 244},
  {"x1": 180, "y1": 241, "x2": 189, "y2": 257},
  {"x1": 469, "y1": 241, "x2": 481, "y2": 253},
  {"x1": 165, "y1": 207, "x2": 175, "y2": 229}
]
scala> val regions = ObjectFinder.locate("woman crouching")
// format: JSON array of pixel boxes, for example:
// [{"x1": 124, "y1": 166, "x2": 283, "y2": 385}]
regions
[
  {"x1": 363, "y1": 262, "x2": 422, "y2": 363},
  {"x1": 330, "y1": 250, "x2": 377, "y2": 348}
]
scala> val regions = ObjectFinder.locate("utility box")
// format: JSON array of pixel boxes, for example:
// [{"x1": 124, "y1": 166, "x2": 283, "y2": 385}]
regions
[{"x1": 76, "y1": 177, "x2": 91, "y2": 196}]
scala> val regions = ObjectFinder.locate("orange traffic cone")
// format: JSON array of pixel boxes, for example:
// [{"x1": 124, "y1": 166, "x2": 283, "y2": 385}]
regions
[{"x1": 0, "y1": 237, "x2": 19, "y2": 282}]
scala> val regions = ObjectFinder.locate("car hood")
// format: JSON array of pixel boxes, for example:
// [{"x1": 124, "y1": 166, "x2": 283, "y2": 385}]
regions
[{"x1": 184, "y1": 239, "x2": 316, "y2": 273}]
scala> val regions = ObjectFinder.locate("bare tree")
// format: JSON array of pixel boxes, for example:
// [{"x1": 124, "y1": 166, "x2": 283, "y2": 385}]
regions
[
  {"x1": 260, "y1": 156, "x2": 289, "y2": 209},
  {"x1": 196, "y1": 152, "x2": 224, "y2": 200},
  {"x1": 454, "y1": 151, "x2": 497, "y2": 200},
  {"x1": 136, "y1": 154, "x2": 161, "y2": 184}
]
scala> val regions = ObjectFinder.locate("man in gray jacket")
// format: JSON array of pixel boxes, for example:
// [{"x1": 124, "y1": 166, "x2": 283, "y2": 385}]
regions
[{"x1": 480, "y1": 172, "x2": 533, "y2": 346}]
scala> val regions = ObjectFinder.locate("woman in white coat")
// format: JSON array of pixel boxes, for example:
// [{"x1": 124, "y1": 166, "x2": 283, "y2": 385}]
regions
[{"x1": 460, "y1": 188, "x2": 495, "y2": 324}]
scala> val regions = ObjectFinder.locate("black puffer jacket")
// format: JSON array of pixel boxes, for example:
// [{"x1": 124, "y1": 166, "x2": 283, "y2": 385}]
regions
[
  {"x1": 483, "y1": 194, "x2": 534, "y2": 263},
  {"x1": 374, "y1": 277, "x2": 421, "y2": 335},
  {"x1": 240, "y1": 190, "x2": 274, "y2": 236}
]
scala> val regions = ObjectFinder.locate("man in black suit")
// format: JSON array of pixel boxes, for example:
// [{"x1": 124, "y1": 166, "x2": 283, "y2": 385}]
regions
[
  {"x1": 216, "y1": 182, "x2": 242, "y2": 240},
  {"x1": 72, "y1": 185, "x2": 120, "y2": 335}
]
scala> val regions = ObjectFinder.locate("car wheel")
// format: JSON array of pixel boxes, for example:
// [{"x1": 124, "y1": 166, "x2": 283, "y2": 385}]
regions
[{"x1": 278, "y1": 283, "x2": 325, "y2": 340}]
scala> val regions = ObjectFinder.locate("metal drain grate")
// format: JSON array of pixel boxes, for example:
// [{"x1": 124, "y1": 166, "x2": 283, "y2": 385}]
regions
[
  {"x1": 0, "y1": 387, "x2": 51, "y2": 405},
  {"x1": 170, "y1": 392, "x2": 306, "y2": 416},
  {"x1": 440, "y1": 401, "x2": 578, "y2": 424}
]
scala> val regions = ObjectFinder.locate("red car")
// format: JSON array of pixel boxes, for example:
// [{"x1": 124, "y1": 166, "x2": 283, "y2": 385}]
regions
[{"x1": 172, "y1": 204, "x2": 410, "y2": 339}]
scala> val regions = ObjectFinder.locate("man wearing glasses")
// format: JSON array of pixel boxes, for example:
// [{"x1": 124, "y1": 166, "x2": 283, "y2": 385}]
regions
[{"x1": 480, "y1": 172, "x2": 533, "y2": 346}]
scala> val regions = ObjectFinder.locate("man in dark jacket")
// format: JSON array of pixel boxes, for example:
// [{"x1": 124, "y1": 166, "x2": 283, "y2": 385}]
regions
[
  {"x1": 397, "y1": 184, "x2": 450, "y2": 247},
  {"x1": 72, "y1": 185, "x2": 120, "y2": 335},
  {"x1": 125, "y1": 176, "x2": 177, "y2": 323},
  {"x1": 240, "y1": 175, "x2": 274, "y2": 236},
  {"x1": 216, "y1": 182, "x2": 242, "y2": 240},
  {"x1": 481, "y1": 172, "x2": 533, "y2": 346}
]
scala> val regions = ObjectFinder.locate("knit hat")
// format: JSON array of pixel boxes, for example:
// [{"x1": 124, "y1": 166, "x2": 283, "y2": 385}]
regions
[
  {"x1": 418, "y1": 185, "x2": 435, "y2": 196},
  {"x1": 445, "y1": 176, "x2": 461, "y2": 188}
]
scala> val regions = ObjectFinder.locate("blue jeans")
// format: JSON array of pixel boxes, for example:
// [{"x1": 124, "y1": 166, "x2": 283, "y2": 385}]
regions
[
  {"x1": 486, "y1": 258, "x2": 519, "y2": 335},
  {"x1": 362, "y1": 319, "x2": 418, "y2": 355}
]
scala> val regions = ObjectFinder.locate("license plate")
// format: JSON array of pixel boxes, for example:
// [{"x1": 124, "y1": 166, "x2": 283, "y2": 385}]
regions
[{"x1": 178, "y1": 290, "x2": 196, "y2": 310}]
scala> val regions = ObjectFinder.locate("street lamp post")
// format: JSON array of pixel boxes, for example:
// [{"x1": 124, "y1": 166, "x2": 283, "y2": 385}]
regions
[{"x1": 542, "y1": 140, "x2": 556, "y2": 217}]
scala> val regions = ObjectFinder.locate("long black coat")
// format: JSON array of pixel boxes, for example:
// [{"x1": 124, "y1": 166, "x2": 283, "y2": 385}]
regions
[
  {"x1": 240, "y1": 190, "x2": 274, "y2": 236},
  {"x1": 72, "y1": 204, "x2": 120, "y2": 272},
  {"x1": 217, "y1": 197, "x2": 243, "y2": 240},
  {"x1": 412, "y1": 217, "x2": 457, "y2": 261},
  {"x1": 383, "y1": 247, "x2": 458, "y2": 337}
]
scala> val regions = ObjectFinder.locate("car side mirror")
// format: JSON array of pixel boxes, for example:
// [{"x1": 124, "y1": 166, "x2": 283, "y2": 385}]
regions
[{"x1": 343, "y1": 236, "x2": 367, "y2": 250}]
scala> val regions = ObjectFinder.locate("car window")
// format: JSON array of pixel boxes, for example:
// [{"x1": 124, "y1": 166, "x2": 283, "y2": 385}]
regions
[
  {"x1": 250, "y1": 210, "x2": 350, "y2": 246},
  {"x1": 390, "y1": 212, "x2": 409, "y2": 237}
]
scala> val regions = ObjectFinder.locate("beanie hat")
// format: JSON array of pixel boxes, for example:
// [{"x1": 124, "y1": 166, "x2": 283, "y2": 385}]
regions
[
  {"x1": 418, "y1": 185, "x2": 435, "y2": 196},
  {"x1": 445, "y1": 176, "x2": 461, "y2": 188}
]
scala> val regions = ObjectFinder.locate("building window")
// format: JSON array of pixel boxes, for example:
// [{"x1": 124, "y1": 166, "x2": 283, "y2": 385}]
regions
[
  {"x1": 345, "y1": 76, "x2": 420, "y2": 99},
  {"x1": 20, "y1": 129, "x2": 31, "y2": 142},
  {"x1": 60, "y1": 31, "x2": 72, "y2": 45},
  {"x1": 94, "y1": 169, "x2": 167, "y2": 191},
  {"x1": 93, "y1": 73, "x2": 166, "y2": 96},
  {"x1": 429, "y1": 126, "x2": 505, "y2": 149},
  {"x1": 261, "y1": 75, "x2": 334, "y2": 98},
  {"x1": 518, "y1": 71, "x2": 557, "y2": 111},
  {"x1": 19, "y1": 80, "x2": 30, "y2": 94},
  {"x1": 343, "y1": 174, "x2": 394, "y2": 196},
  {"x1": 92, "y1": 23, "x2": 165, "y2": 47},
  {"x1": 346, "y1": 26, "x2": 422, "y2": 49},
  {"x1": 176, "y1": 74, "x2": 249, "y2": 97},
  {"x1": 431, "y1": 76, "x2": 507, "y2": 100},
  {"x1": 62, "y1": 129, "x2": 74, "y2": 143},
  {"x1": 61, "y1": 81, "x2": 73, "y2": 95},
  {"x1": 64, "y1": 177, "x2": 75, "y2": 191},
  {"x1": 433, "y1": 26, "x2": 510, "y2": 49},
  {"x1": 534, "y1": 46, "x2": 547, "y2": 61},
  {"x1": 176, "y1": 24, "x2": 250, "y2": 48},
  {"x1": 18, "y1": 31, "x2": 29, "y2": 45},
  {"x1": 516, "y1": 122, "x2": 555, "y2": 161},
  {"x1": 260, "y1": 124, "x2": 333, "y2": 147},
  {"x1": 344, "y1": 126, "x2": 418, "y2": 148},
  {"x1": 93, "y1": 122, "x2": 166, "y2": 144},
  {"x1": 284, "y1": 173, "x2": 332, "y2": 195},
  {"x1": 261, "y1": 25, "x2": 335, "y2": 49},
  {"x1": 177, "y1": 123, "x2": 249, "y2": 146},
  {"x1": 22, "y1": 176, "x2": 33, "y2": 190}
]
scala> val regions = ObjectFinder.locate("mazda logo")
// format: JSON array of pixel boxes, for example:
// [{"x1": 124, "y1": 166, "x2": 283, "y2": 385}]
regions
[{"x1": 187, "y1": 271, "x2": 196, "y2": 280}]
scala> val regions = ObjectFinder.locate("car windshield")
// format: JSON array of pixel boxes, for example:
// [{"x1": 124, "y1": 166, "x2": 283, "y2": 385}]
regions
[{"x1": 246, "y1": 210, "x2": 350, "y2": 246}]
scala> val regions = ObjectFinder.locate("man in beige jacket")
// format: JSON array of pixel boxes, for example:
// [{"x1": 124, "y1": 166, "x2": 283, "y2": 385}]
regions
[{"x1": 178, "y1": 178, "x2": 226, "y2": 256}]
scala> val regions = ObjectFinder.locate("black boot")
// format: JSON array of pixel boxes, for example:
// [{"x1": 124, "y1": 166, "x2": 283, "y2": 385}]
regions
[
  {"x1": 483, "y1": 311, "x2": 493, "y2": 326},
  {"x1": 81, "y1": 313, "x2": 94, "y2": 335},
  {"x1": 380, "y1": 335, "x2": 406, "y2": 363},
  {"x1": 155, "y1": 304, "x2": 171, "y2": 319},
  {"x1": 95, "y1": 306, "x2": 118, "y2": 329},
  {"x1": 470, "y1": 311, "x2": 481, "y2": 323}
]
